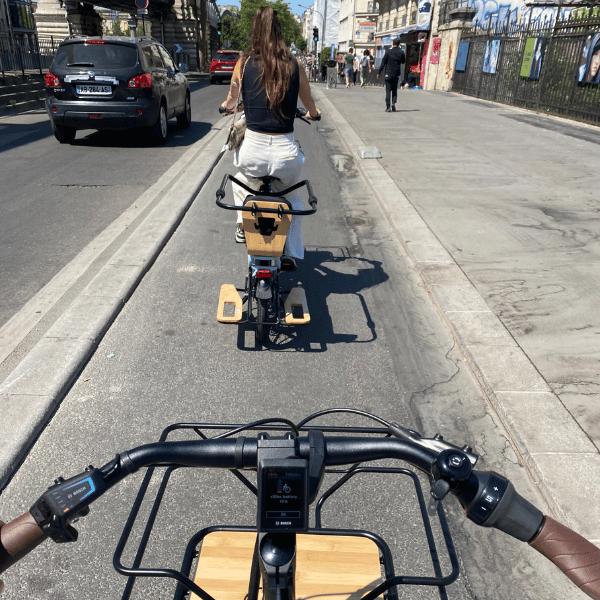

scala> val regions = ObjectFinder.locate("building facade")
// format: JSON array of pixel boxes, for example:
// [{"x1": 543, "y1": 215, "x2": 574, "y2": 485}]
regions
[
  {"x1": 32, "y1": 0, "x2": 220, "y2": 71},
  {"x1": 338, "y1": 0, "x2": 378, "y2": 53}
]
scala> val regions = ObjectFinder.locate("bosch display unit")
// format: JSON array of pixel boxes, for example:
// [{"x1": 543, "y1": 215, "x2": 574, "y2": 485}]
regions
[{"x1": 257, "y1": 458, "x2": 309, "y2": 532}]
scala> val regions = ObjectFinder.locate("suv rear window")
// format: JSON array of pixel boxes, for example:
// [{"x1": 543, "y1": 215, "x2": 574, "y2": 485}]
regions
[
  {"x1": 216, "y1": 53, "x2": 240, "y2": 62},
  {"x1": 53, "y1": 42, "x2": 138, "y2": 69}
]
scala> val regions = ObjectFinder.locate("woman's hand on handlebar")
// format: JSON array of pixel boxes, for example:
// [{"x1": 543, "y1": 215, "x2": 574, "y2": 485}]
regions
[
  {"x1": 219, "y1": 102, "x2": 235, "y2": 116},
  {"x1": 307, "y1": 108, "x2": 321, "y2": 121}
]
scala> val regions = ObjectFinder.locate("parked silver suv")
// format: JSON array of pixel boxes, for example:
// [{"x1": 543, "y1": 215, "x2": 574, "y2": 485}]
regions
[{"x1": 45, "y1": 36, "x2": 191, "y2": 144}]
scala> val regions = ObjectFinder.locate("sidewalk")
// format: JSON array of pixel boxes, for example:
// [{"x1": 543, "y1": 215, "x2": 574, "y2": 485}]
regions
[{"x1": 313, "y1": 84, "x2": 600, "y2": 542}]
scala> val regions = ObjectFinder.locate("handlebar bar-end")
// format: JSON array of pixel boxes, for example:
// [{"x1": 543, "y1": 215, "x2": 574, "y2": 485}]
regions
[
  {"x1": 530, "y1": 516, "x2": 600, "y2": 600},
  {"x1": 0, "y1": 514, "x2": 48, "y2": 575}
]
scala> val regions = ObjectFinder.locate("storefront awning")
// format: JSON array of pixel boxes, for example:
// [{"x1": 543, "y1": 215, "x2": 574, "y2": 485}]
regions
[{"x1": 377, "y1": 26, "x2": 429, "y2": 47}]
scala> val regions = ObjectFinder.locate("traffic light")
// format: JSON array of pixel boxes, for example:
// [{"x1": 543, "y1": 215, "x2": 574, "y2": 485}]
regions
[
  {"x1": 217, "y1": 21, "x2": 222, "y2": 35},
  {"x1": 313, "y1": 27, "x2": 318, "y2": 42}
]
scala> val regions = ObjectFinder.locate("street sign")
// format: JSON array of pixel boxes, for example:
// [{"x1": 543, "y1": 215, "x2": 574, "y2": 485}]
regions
[
  {"x1": 173, "y1": 43, "x2": 184, "y2": 54},
  {"x1": 134, "y1": 0, "x2": 148, "y2": 9},
  {"x1": 137, "y1": 8, "x2": 148, "y2": 15}
]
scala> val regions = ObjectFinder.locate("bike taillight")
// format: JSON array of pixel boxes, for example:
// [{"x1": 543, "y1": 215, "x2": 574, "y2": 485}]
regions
[
  {"x1": 256, "y1": 269, "x2": 272, "y2": 279},
  {"x1": 128, "y1": 73, "x2": 152, "y2": 89}
]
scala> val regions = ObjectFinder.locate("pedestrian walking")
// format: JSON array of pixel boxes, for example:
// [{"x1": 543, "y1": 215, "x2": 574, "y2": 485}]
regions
[
  {"x1": 360, "y1": 49, "x2": 371, "y2": 87},
  {"x1": 353, "y1": 52, "x2": 360, "y2": 85},
  {"x1": 344, "y1": 48, "x2": 354, "y2": 88},
  {"x1": 377, "y1": 38, "x2": 405, "y2": 112}
]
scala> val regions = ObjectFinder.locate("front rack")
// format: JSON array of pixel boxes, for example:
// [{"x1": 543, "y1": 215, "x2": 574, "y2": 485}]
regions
[{"x1": 114, "y1": 423, "x2": 460, "y2": 600}]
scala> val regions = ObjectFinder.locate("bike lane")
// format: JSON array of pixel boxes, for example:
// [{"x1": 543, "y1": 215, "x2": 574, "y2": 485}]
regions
[
  {"x1": 312, "y1": 84, "x2": 600, "y2": 545},
  {"x1": 0, "y1": 91, "x2": 589, "y2": 599}
]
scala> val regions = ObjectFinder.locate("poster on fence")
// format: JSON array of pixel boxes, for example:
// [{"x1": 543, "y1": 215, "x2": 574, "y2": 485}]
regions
[
  {"x1": 483, "y1": 39, "x2": 500, "y2": 74},
  {"x1": 456, "y1": 41, "x2": 470, "y2": 72},
  {"x1": 521, "y1": 37, "x2": 546, "y2": 79},
  {"x1": 430, "y1": 37, "x2": 441, "y2": 65},
  {"x1": 578, "y1": 33, "x2": 600, "y2": 85}
]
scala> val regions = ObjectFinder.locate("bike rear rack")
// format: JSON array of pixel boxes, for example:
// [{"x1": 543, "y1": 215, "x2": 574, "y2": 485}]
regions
[{"x1": 114, "y1": 423, "x2": 460, "y2": 600}]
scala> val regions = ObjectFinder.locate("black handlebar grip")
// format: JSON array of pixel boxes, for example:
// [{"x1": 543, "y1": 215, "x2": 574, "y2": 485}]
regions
[
  {"x1": 0, "y1": 513, "x2": 48, "y2": 575},
  {"x1": 484, "y1": 479, "x2": 544, "y2": 542},
  {"x1": 219, "y1": 106, "x2": 227, "y2": 114},
  {"x1": 530, "y1": 516, "x2": 600, "y2": 600},
  {"x1": 458, "y1": 472, "x2": 544, "y2": 542}
]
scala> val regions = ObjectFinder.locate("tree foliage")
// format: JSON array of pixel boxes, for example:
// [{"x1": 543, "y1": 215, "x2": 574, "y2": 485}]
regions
[
  {"x1": 237, "y1": 0, "x2": 305, "y2": 51},
  {"x1": 221, "y1": 15, "x2": 247, "y2": 51},
  {"x1": 111, "y1": 19, "x2": 125, "y2": 36}
]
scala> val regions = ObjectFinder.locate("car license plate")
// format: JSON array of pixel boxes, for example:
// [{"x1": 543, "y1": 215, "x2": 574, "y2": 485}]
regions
[{"x1": 76, "y1": 85, "x2": 111, "y2": 95}]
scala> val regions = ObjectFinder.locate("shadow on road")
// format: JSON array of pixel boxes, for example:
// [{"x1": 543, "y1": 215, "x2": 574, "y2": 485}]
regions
[
  {"x1": 0, "y1": 116, "x2": 214, "y2": 152},
  {"x1": 236, "y1": 246, "x2": 389, "y2": 352},
  {"x1": 0, "y1": 113, "x2": 52, "y2": 152},
  {"x1": 71, "y1": 120, "x2": 214, "y2": 148}
]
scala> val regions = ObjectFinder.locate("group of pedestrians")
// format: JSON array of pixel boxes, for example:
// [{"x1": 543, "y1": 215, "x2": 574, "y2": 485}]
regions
[
  {"x1": 341, "y1": 39, "x2": 407, "y2": 113},
  {"x1": 340, "y1": 49, "x2": 373, "y2": 88}
]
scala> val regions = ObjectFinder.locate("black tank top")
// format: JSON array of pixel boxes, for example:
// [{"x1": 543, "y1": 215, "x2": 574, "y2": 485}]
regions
[{"x1": 242, "y1": 56, "x2": 299, "y2": 134}]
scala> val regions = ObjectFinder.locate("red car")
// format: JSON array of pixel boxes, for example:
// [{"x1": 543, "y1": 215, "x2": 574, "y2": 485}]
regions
[{"x1": 210, "y1": 50, "x2": 241, "y2": 84}]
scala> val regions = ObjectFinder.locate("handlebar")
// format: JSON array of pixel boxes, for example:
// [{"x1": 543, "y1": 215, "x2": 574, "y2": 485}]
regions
[
  {"x1": 1, "y1": 414, "x2": 599, "y2": 599},
  {"x1": 215, "y1": 174, "x2": 318, "y2": 216}
]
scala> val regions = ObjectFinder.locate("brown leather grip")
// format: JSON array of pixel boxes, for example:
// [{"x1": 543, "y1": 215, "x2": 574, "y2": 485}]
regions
[
  {"x1": 0, "y1": 513, "x2": 47, "y2": 575},
  {"x1": 529, "y1": 516, "x2": 600, "y2": 599}
]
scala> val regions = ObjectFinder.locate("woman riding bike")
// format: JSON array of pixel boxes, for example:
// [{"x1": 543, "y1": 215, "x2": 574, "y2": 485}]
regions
[{"x1": 220, "y1": 6, "x2": 321, "y2": 268}]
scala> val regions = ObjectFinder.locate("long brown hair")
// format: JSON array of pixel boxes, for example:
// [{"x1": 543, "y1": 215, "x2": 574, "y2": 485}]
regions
[{"x1": 245, "y1": 6, "x2": 294, "y2": 119}]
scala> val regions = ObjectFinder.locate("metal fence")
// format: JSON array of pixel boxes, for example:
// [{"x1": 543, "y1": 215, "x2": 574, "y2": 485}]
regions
[
  {"x1": 452, "y1": 14, "x2": 600, "y2": 125},
  {"x1": 1, "y1": 32, "x2": 61, "y2": 78}
]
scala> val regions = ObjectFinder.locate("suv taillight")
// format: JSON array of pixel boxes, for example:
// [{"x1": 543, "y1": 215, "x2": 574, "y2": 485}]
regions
[
  {"x1": 45, "y1": 72, "x2": 60, "y2": 88},
  {"x1": 128, "y1": 73, "x2": 152, "y2": 89}
]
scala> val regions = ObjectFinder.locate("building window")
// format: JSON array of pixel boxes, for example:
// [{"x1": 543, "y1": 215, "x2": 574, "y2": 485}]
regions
[
  {"x1": 385, "y1": 19, "x2": 389, "y2": 29},
  {"x1": 401, "y1": 14, "x2": 406, "y2": 25},
  {"x1": 411, "y1": 10, "x2": 416, "y2": 23},
  {"x1": 9, "y1": 0, "x2": 35, "y2": 30}
]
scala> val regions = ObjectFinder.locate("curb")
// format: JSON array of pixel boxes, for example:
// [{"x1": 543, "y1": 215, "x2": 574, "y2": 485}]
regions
[
  {"x1": 0, "y1": 122, "x2": 231, "y2": 490},
  {"x1": 313, "y1": 87, "x2": 600, "y2": 543}
]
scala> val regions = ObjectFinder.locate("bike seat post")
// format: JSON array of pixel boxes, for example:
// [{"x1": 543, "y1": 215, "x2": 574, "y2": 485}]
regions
[{"x1": 257, "y1": 176, "x2": 279, "y2": 195}]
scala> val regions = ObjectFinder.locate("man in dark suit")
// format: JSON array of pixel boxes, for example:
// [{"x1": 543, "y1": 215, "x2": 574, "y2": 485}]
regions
[{"x1": 377, "y1": 38, "x2": 406, "y2": 112}]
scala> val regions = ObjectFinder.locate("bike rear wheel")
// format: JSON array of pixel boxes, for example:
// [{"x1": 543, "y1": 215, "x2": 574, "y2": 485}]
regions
[{"x1": 256, "y1": 297, "x2": 269, "y2": 343}]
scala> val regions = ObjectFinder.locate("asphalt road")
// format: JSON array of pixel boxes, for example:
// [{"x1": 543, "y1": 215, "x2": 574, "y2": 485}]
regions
[
  {"x1": 0, "y1": 84, "x2": 586, "y2": 599},
  {"x1": 0, "y1": 80, "x2": 221, "y2": 374}
]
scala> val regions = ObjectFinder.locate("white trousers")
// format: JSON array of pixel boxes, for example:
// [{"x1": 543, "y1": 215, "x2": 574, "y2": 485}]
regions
[{"x1": 233, "y1": 129, "x2": 306, "y2": 260}]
